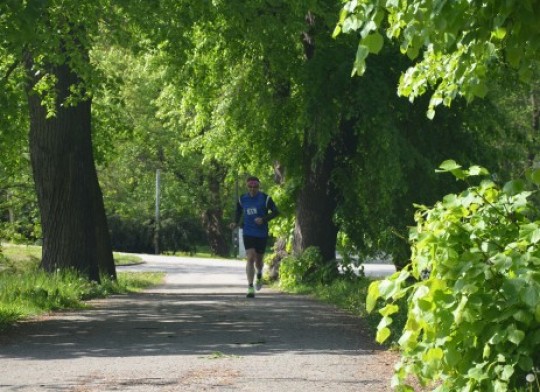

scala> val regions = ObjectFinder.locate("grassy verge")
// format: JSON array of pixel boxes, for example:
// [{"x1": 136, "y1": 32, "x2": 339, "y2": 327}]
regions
[
  {"x1": 0, "y1": 244, "x2": 164, "y2": 331},
  {"x1": 276, "y1": 275, "x2": 407, "y2": 347},
  {"x1": 1, "y1": 244, "x2": 144, "y2": 267},
  {"x1": 113, "y1": 252, "x2": 145, "y2": 266}
]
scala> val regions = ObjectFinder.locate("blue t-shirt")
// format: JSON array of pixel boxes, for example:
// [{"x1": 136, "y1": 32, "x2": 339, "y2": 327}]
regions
[{"x1": 236, "y1": 192, "x2": 279, "y2": 238}]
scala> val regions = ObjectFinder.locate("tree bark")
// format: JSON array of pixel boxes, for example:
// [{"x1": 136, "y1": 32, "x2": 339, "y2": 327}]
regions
[
  {"x1": 201, "y1": 162, "x2": 229, "y2": 257},
  {"x1": 292, "y1": 11, "x2": 339, "y2": 263},
  {"x1": 25, "y1": 53, "x2": 115, "y2": 281},
  {"x1": 293, "y1": 140, "x2": 339, "y2": 262},
  {"x1": 202, "y1": 208, "x2": 229, "y2": 257},
  {"x1": 532, "y1": 81, "x2": 540, "y2": 133}
]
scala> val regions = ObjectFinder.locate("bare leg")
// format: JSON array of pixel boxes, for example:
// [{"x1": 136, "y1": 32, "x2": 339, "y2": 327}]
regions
[
  {"x1": 246, "y1": 248, "x2": 257, "y2": 285},
  {"x1": 255, "y1": 252, "x2": 264, "y2": 278}
]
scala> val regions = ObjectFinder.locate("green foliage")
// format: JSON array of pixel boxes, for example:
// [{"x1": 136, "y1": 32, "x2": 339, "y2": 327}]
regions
[
  {"x1": 0, "y1": 268, "x2": 164, "y2": 330},
  {"x1": 112, "y1": 253, "x2": 143, "y2": 266},
  {"x1": 367, "y1": 161, "x2": 540, "y2": 391},
  {"x1": 335, "y1": 0, "x2": 540, "y2": 116},
  {"x1": 0, "y1": 268, "x2": 104, "y2": 322},
  {"x1": 279, "y1": 247, "x2": 341, "y2": 288},
  {"x1": 0, "y1": 244, "x2": 163, "y2": 330}
]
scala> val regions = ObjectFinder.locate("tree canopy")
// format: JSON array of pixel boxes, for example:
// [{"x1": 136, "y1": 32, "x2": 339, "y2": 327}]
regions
[
  {"x1": 0, "y1": 0, "x2": 537, "y2": 274},
  {"x1": 335, "y1": 0, "x2": 540, "y2": 118}
]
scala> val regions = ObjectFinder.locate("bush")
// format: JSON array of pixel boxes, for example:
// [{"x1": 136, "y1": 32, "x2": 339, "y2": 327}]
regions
[
  {"x1": 279, "y1": 247, "x2": 340, "y2": 289},
  {"x1": 367, "y1": 161, "x2": 540, "y2": 391}
]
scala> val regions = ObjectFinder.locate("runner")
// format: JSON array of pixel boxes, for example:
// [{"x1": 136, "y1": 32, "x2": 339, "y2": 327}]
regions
[{"x1": 231, "y1": 176, "x2": 279, "y2": 298}]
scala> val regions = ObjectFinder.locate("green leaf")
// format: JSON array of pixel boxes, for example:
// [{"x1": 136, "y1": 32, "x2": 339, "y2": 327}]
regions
[
  {"x1": 518, "y1": 355, "x2": 533, "y2": 372},
  {"x1": 435, "y1": 160, "x2": 467, "y2": 179},
  {"x1": 379, "y1": 279, "x2": 398, "y2": 299},
  {"x1": 520, "y1": 223, "x2": 540, "y2": 244},
  {"x1": 376, "y1": 326, "x2": 391, "y2": 343},
  {"x1": 379, "y1": 303, "x2": 399, "y2": 316},
  {"x1": 418, "y1": 298, "x2": 432, "y2": 311},
  {"x1": 512, "y1": 310, "x2": 532, "y2": 324},
  {"x1": 471, "y1": 81, "x2": 488, "y2": 98},
  {"x1": 445, "y1": 347, "x2": 460, "y2": 367},
  {"x1": 437, "y1": 160, "x2": 461, "y2": 172},
  {"x1": 482, "y1": 344, "x2": 491, "y2": 359},
  {"x1": 503, "y1": 179, "x2": 525, "y2": 196},
  {"x1": 366, "y1": 280, "x2": 380, "y2": 313},
  {"x1": 352, "y1": 44, "x2": 369, "y2": 76},
  {"x1": 363, "y1": 32, "x2": 384, "y2": 54},
  {"x1": 520, "y1": 286, "x2": 539, "y2": 308},
  {"x1": 379, "y1": 315, "x2": 393, "y2": 328},
  {"x1": 500, "y1": 364, "x2": 514, "y2": 381},
  {"x1": 491, "y1": 27, "x2": 507, "y2": 40},
  {"x1": 468, "y1": 365, "x2": 489, "y2": 381},
  {"x1": 467, "y1": 165, "x2": 489, "y2": 176},
  {"x1": 425, "y1": 347, "x2": 444, "y2": 361},
  {"x1": 508, "y1": 327, "x2": 525, "y2": 345},
  {"x1": 528, "y1": 168, "x2": 540, "y2": 185}
]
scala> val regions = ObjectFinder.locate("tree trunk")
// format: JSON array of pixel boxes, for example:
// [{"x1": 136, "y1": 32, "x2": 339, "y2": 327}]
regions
[
  {"x1": 201, "y1": 162, "x2": 229, "y2": 257},
  {"x1": 528, "y1": 81, "x2": 540, "y2": 165},
  {"x1": 292, "y1": 11, "x2": 339, "y2": 263},
  {"x1": 25, "y1": 54, "x2": 115, "y2": 281},
  {"x1": 293, "y1": 141, "x2": 339, "y2": 262},
  {"x1": 202, "y1": 208, "x2": 229, "y2": 257}
]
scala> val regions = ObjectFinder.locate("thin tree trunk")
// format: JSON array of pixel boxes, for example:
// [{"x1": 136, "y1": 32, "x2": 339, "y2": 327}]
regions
[
  {"x1": 202, "y1": 208, "x2": 229, "y2": 257},
  {"x1": 528, "y1": 81, "x2": 540, "y2": 165},
  {"x1": 532, "y1": 82, "x2": 540, "y2": 133},
  {"x1": 25, "y1": 52, "x2": 115, "y2": 281}
]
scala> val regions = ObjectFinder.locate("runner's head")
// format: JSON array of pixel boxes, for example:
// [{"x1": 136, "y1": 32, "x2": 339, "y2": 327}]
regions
[{"x1": 246, "y1": 176, "x2": 260, "y2": 196}]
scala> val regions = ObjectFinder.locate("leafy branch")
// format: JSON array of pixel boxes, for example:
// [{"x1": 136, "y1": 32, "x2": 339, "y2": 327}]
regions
[{"x1": 366, "y1": 160, "x2": 540, "y2": 391}]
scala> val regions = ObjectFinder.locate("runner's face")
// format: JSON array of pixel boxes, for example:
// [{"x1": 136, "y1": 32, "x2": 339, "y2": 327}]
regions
[{"x1": 247, "y1": 183, "x2": 259, "y2": 196}]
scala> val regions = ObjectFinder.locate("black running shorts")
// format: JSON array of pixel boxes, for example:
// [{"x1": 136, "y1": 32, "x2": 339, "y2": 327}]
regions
[{"x1": 243, "y1": 236, "x2": 268, "y2": 254}]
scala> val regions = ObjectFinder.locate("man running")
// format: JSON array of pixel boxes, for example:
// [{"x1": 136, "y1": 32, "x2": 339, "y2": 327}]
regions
[{"x1": 231, "y1": 176, "x2": 279, "y2": 298}]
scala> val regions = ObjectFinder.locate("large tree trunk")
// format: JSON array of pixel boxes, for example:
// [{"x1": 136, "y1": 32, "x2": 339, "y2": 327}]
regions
[
  {"x1": 201, "y1": 162, "x2": 229, "y2": 257},
  {"x1": 292, "y1": 11, "x2": 339, "y2": 262},
  {"x1": 293, "y1": 141, "x2": 339, "y2": 262},
  {"x1": 25, "y1": 54, "x2": 115, "y2": 282}
]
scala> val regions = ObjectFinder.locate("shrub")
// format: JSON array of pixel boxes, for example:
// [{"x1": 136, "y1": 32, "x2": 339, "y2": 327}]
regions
[
  {"x1": 367, "y1": 161, "x2": 540, "y2": 391},
  {"x1": 279, "y1": 247, "x2": 340, "y2": 288}
]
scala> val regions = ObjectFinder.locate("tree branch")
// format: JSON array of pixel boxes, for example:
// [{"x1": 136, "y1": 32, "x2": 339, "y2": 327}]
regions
[{"x1": 2, "y1": 59, "x2": 20, "y2": 84}]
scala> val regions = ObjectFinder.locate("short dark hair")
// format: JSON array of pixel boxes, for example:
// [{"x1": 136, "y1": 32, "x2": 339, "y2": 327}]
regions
[{"x1": 246, "y1": 176, "x2": 260, "y2": 183}]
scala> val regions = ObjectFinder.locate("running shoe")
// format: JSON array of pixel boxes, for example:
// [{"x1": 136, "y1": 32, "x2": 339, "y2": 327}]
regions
[
  {"x1": 246, "y1": 286, "x2": 255, "y2": 298},
  {"x1": 255, "y1": 278, "x2": 263, "y2": 291}
]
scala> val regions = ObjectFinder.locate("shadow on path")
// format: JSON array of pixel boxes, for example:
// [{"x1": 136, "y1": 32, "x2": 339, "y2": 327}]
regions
[{"x1": 0, "y1": 290, "x2": 380, "y2": 361}]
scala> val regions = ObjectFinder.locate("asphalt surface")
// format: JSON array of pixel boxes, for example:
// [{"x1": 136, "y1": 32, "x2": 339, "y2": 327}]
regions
[{"x1": 0, "y1": 255, "x2": 396, "y2": 391}]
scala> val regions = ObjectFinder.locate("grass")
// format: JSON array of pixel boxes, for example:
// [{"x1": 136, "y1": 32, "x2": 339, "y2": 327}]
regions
[
  {"x1": 275, "y1": 275, "x2": 407, "y2": 346},
  {"x1": 1, "y1": 243, "x2": 144, "y2": 267},
  {"x1": 113, "y1": 252, "x2": 145, "y2": 266},
  {"x1": 0, "y1": 243, "x2": 164, "y2": 331}
]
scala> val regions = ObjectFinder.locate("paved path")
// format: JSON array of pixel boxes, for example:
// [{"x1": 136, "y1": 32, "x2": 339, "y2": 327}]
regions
[{"x1": 0, "y1": 255, "x2": 396, "y2": 391}]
